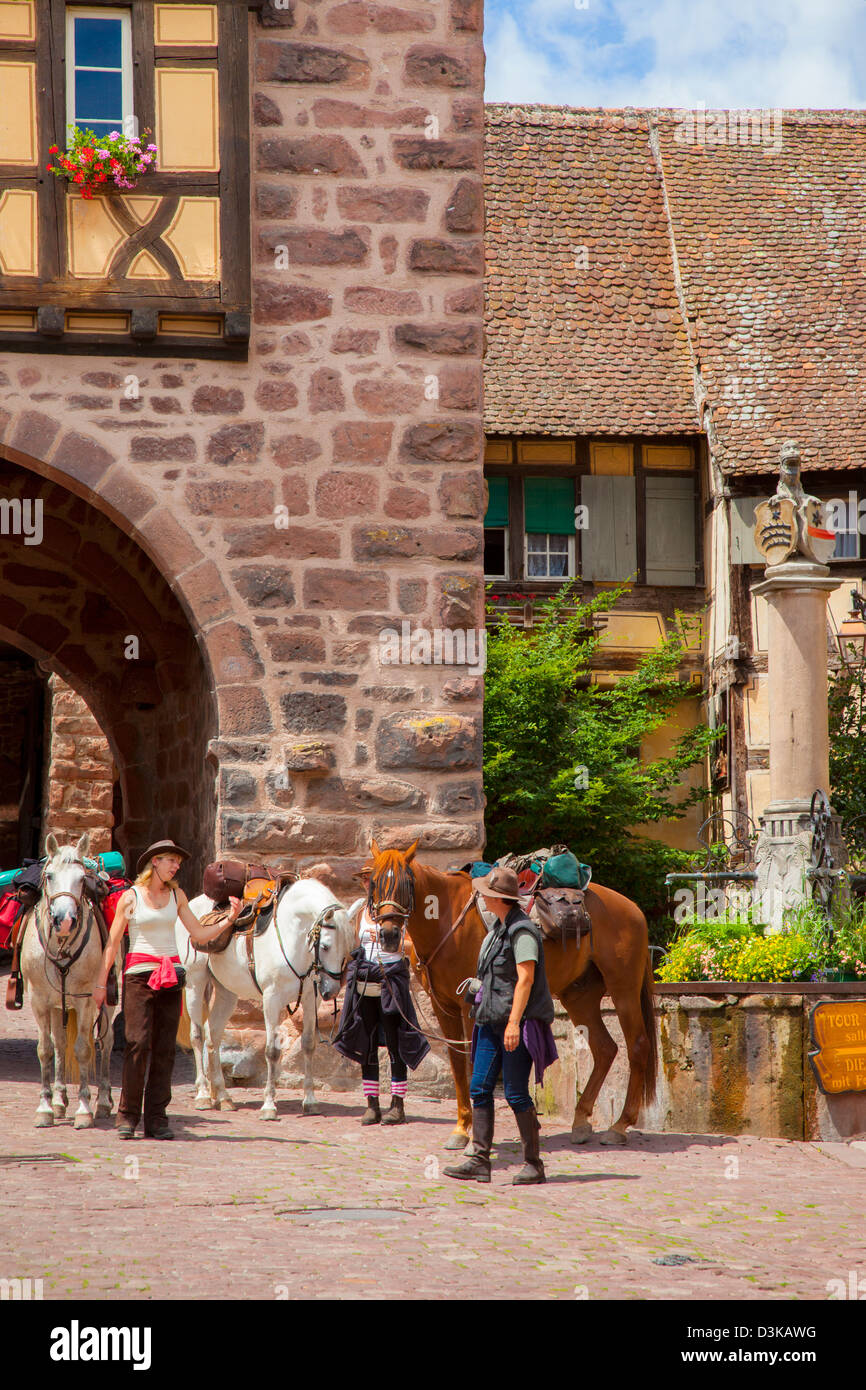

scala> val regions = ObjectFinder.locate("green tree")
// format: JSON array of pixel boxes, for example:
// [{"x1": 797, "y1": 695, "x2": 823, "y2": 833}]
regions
[
  {"x1": 829, "y1": 658, "x2": 866, "y2": 863},
  {"x1": 483, "y1": 583, "x2": 722, "y2": 920}
]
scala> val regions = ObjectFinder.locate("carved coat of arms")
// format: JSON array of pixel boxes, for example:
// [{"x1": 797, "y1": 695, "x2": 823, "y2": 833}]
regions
[
  {"x1": 754, "y1": 496, "x2": 797, "y2": 564},
  {"x1": 752, "y1": 442, "x2": 837, "y2": 567},
  {"x1": 800, "y1": 499, "x2": 837, "y2": 565}
]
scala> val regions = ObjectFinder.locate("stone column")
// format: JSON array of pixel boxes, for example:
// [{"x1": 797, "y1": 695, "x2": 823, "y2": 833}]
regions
[
  {"x1": 750, "y1": 444, "x2": 846, "y2": 931},
  {"x1": 754, "y1": 560, "x2": 836, "y2": 809}
]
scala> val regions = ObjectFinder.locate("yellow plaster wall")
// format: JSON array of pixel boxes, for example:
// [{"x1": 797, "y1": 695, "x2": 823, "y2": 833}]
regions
[{"x1": 634, "y1": 697, "x2": 706, "y2": 851}]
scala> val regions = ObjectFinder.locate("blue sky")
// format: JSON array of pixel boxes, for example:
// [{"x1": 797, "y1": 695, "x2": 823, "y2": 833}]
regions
[{"x1": 484, "y1": 0, "x2": 866, "y2": 108}]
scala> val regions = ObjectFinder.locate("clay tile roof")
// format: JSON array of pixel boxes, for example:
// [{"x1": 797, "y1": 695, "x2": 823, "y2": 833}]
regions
[
  {"x1": 485, "y1": 105, "x2": 866, "y2": 475},
  {"x1": 484, "y1": 104, "x2": 700, "y2": 439},
  {"x1": 655, "y1": 109, "x2": 866, "y2": 475}
]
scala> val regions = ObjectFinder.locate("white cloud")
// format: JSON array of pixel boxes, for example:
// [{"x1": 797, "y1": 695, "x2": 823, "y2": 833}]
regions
[{"x1": 484, "y1": 0, "x2": 866, "y2": 108}]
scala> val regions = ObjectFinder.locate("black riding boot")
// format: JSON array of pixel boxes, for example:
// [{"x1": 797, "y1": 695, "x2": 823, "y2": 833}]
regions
[
  {"x1": 443, "y1": 1105, "x2": 494, "y2": 1182},
  {"x1": 512, "y1": 1106, "x2": 545, "y2": 1184}
]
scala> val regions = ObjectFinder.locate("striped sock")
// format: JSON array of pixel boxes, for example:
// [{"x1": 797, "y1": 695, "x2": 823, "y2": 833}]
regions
[
  {"x1": 391, "y1": 1080, "x2": 408, "y2": 1097},
  {"x1": 362, "y1": 1081, "x2": 380, "y2": 1099}
]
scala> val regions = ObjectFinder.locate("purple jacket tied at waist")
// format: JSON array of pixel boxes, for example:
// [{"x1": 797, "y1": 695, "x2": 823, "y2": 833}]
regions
[{"x1": 470, "y1": 1017, "x2": 558, "y2": 1085}]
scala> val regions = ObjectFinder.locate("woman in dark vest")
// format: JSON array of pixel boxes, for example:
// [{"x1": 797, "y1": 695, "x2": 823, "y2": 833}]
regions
[{"x1": 445, "y1": 865, "x2": 556, "y2": 1185}]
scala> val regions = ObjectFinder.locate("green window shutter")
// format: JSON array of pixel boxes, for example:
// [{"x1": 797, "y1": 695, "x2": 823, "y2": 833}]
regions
[
  {"x1": 484, "y1": 475, "x2": 509, "y2": 528},
  {"x1": 524, "y1": 476, "x2": 575, "y2": 534},
  {"x1": 645, "y1": 475, "x2": 696, "y2": 585},
  {"x1": 580, "y1": 475, "x2": 637, "y2": 580}
]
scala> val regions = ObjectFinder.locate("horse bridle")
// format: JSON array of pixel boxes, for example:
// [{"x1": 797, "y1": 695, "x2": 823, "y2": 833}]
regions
[
  {"x1": 270, "y1": 899, "x2": 348, "y2": 1018},
  {"x1": 367, "y1": 862, "x2": 479, "y2": 1049},
  {"x1": 36, "y1": 857, "x2": 95, "y2": 1025}
]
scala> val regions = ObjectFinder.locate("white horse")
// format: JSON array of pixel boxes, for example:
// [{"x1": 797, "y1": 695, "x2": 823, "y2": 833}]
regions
[
  {"x1": 20, "y1": 833, "x2": 118, "y2": 1128},
  {"x1": 176, "y1": 877, "x2": 353, "y2": 1120}
]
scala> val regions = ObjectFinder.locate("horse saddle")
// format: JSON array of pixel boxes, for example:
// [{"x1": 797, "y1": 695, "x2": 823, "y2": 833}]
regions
[
  {"x1": 530, "y1": 885, "x2": 592, "y2": 948},
  {"x1": 197, "y1": 867, "x2": 295, "y2": 954}
]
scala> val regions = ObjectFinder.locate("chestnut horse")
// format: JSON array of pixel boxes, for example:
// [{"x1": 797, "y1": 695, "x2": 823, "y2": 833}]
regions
[{"x1": 367, "y1": 839, "x2": 658, "y2": 1149}]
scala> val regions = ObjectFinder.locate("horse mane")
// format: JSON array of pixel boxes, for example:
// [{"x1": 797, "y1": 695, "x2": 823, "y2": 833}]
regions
[{"x1": 368, "y1": 848, "x2": 416, "y2": 917}]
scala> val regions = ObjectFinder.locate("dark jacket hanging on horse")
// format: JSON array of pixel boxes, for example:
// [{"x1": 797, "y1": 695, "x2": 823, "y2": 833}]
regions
[{"x1": 334, "y1": 949, "x2": 430, "y2": 1071}]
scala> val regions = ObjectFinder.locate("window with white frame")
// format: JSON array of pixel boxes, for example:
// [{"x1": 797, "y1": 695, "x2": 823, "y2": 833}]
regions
[
  {"x1": 526, "y1": 532, "x2": 573, "y2": 578},
  {"x1": 523, "y1": 476, "x2": 576, "y2": 579},
  {"x1": 66, "y1": 7, "x2": 134, "y2": 142}
]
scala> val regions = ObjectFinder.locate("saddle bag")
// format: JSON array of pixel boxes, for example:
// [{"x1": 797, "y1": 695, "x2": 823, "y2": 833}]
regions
[
  {"x1": 202, "y1": 859, "x2": 272, "y2": 906},
  {"x1": 531, "y1": 885, "x2": 592, "y2": 947}
]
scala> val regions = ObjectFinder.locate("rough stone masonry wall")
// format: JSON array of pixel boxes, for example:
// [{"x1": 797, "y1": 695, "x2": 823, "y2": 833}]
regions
[
  {"x1": 0, "y1": 0, "x2": 486, "y2": 883},
  {"x1": 41, "y1": 675, "x2": 114, "y2": 860},
  {"x1": 0, "y1": 659, "x2": 40, "y2": 865}
]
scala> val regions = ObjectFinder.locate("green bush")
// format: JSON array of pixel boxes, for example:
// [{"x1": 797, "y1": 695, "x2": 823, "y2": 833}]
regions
[{"x1": 483, "y1": 582, "x2": 721, "y2": 923}]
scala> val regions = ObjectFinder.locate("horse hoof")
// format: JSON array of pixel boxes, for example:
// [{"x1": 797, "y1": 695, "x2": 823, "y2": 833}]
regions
[
  {"x1": 74, "y1": 1113, "x2": 94, "y2": 1130},
  {"x1": 95, "y1": 1104, "x2": 112, "y2": 1119},
  {"x1": 194, "y1": 1096, "x2": 213, "y2": 1111},
  {"x1": 260, "y1": 1108, "x2": 278, "y2": 1122},
  {"x1": 302, "y1": 1100, "x2": 320, "y2": 1116},
  {"x1": 52, "y1": 1105, "x2": 67, "y2": 1119},
  {"x1": 217, "y1": 1096, "x2": 237, "y2": 1112},
  {"x1": 570, "y1": 1122, "x2": 594, "y2": 1145},
  {"x1": 598, "y1": 1128, "x2": 628, "y2": 1147},
  {"x1": 444, "y1": 1130, "x2": 471, "y2": 1151},
  {"x1": 35, "y1": 1112, "x2": 54, "y2": 1128}
]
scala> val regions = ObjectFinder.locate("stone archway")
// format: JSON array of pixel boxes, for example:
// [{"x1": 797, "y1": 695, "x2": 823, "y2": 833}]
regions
[{"x1": 0, "y1": 453, "x2": 217, "y2": 877}]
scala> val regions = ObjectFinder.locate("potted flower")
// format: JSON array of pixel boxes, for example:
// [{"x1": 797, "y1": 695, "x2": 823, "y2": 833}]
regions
[{"x1": 47, "y1": 126, "x2": 158, "y2": 200}]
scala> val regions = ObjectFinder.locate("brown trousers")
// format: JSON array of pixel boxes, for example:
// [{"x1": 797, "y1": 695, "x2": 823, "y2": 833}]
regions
[{"x1": 117, "y1": 973, "x2": 183, "y2": 1130}]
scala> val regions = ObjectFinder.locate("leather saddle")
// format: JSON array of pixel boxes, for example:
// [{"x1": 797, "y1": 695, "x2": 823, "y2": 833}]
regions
[{"x1": 197, "y1": 870, "x2": 295, "y2": 954}]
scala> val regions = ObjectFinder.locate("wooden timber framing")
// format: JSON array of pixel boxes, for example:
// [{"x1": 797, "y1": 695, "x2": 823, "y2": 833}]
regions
[{"x1": 0, "y1": 0, "x2": 251, "y2": 357}]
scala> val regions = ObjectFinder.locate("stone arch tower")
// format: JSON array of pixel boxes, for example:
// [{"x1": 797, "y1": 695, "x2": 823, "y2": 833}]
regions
[{"x1": 0, "y1": 0, "x2": 486, "y2": 886}]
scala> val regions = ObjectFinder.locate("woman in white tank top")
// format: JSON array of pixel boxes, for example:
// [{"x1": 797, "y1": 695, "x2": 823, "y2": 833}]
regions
[{"x1": 93, "y1": 838, "x2": 241, "y2": 1140}]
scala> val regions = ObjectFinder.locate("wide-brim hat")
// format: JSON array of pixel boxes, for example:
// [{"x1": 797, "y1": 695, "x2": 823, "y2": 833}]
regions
[
  {"x1": 478, "y1": 865, "x2": 521, "y2": 901},
  {"x1": 136, "y1": 840, "x2": 191, "y2": 875}
]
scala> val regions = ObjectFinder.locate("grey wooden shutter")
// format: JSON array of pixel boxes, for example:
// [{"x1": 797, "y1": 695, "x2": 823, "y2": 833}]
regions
[
  {"x1": 645, "y1": 475, "x2": 696, "y2": 585},
  {"x1": 580, "y1": 475, "x2": 637, "y2": 581},
  {"x1": 730, "y1": 496, "x2": 768, "y2": 565}
]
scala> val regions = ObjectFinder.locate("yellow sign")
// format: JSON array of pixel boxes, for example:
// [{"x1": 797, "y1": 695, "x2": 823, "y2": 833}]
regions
[{"x1": 809, "y1": 1001, "x2": 866, "y2": 1095}]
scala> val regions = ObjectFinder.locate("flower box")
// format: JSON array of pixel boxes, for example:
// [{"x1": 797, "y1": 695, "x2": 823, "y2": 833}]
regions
[{"x1": 47, "y1": 126, "x2": 158, "y2": 201}]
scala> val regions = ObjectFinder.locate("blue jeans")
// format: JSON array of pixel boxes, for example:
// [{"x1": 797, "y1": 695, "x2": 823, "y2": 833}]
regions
[{"x1": 470, "y1": 1022, "x2": 534, "y2": 1114}]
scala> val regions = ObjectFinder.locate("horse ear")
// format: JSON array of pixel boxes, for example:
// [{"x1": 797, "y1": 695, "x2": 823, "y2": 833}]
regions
[
  {"x1": 405, "y1": 838, "x2": 419, "y2": 864},
  {"x1": 45, "y1": 833, "x2": 59, "y2": 857},
  {"x1": 370, "y1": 838, "x2": 380, "y2": 860},
  {"x1": 75, "y1": 832, "x2": 90, "y2": 859}
]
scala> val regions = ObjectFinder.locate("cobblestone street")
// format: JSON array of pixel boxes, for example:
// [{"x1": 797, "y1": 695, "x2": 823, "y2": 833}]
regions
[{"x1": 2, "y1": 999, "x2": 865, "y2": 1303}]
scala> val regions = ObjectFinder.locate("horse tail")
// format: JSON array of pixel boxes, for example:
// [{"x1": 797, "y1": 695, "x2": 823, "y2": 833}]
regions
[
  {"x1": 202, "y1": 976, "x2": 214, "y2": 1025},
  {"x1": 65, "y1": 1009, "x2": 79, "y2": 1079},
  {"x1": 176, "y1": 997, "x2": 192, "y2": 1051},
  {"x1": 64, "y1": 1008, "x2": 95, "y2": 1082},
  {"x1": 640, "y1": 955, "x2": 658, "y2": 1106}
]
